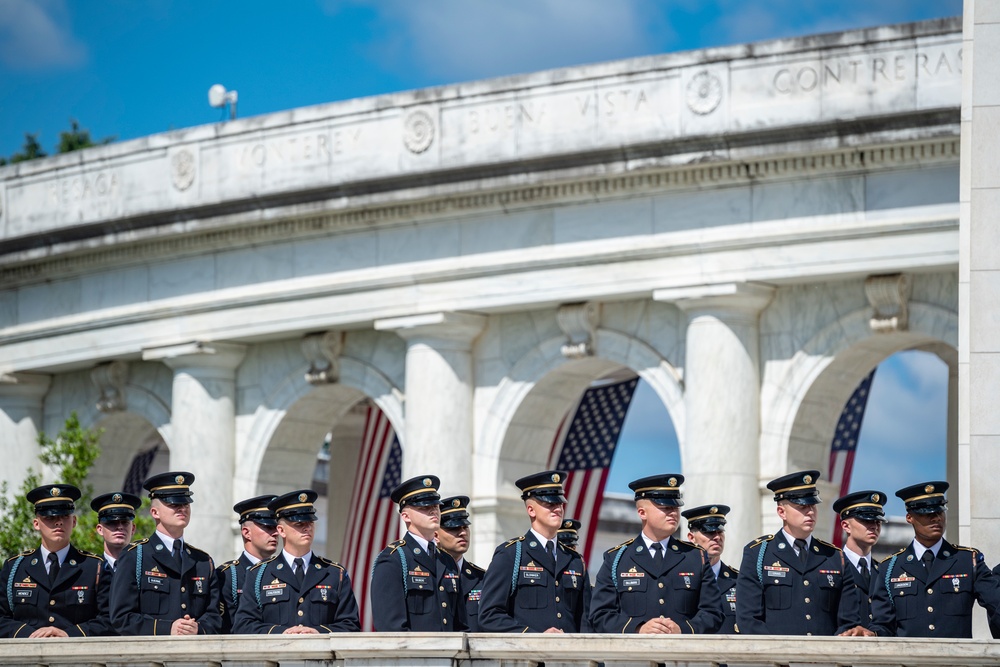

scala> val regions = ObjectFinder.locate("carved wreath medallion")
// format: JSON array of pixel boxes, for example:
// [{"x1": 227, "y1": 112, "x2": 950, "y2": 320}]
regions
[
  {"x1": 686, "y1": 71, "x2": 723, "y2": 115},
  {"x1": 171, "y1": 149, "x2": 196, "y2": 191},
  {"x1": 403, "y1": 110, "x2": 435, "y2": 154}
]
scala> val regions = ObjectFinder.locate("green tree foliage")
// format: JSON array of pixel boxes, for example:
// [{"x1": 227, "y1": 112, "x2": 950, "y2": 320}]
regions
[
  {"x1": 0, "y1": 413, "x2": 154, "y2": 559},
  {"x1": 2, "y1": 120, "x2": 115, "y2": 165}
]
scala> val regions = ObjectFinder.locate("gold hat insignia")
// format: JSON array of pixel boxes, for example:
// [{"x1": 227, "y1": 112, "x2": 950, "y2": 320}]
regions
[
  {"x1": 452, "y1": 499, "x2": 461, "y2": 508},
  {"x1": 422, "y1": 478, "x2": 432, "y2": 487},
  {"x1": 552, "y1": 473, "x2": 561, "y2": 483},
  {"x1": 871, "y1": 493, "x2": 880, "y2": 503},
  {"x1": 298, "y1": 493, "x2": 308, "y2": 502},
  {"x1": 51, "y1": 487, "x2": 61, "y2": 497},
  {"x1": 924, "y1": 484, "x2": 934, "y2": 494},
  {"x1": 710, "y1": 506, "x2": 718, "y2": 514},
  {"x1": 668, "y1": 477, "x2": 677, "y2": 487},
  {"x1": 112, "y1": 493, "x2": 122, "y2": 503},
  {"x1": 564, "y1": 520, "x2": 572, "y2": 528},
  {"x1": 803, "y1": 474, "x2": 813, "y2": 484},
  {"x1": 174, "y1": 475, "x2": 185, "y2": 485}
]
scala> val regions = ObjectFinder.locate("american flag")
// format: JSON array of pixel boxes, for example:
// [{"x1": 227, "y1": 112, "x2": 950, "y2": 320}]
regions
[
  {"x1": 548, "y1": 377, "x2": 639, "y2": 563},
  {"x1": 122, "y1": 444, "x2": 160, "y2": 496},
  {"x1": 829, "y1": 368, "x2": 876, "y2": 546},
  {"x1": 340, "y1": 405, "x2": 403, "y2": 632}
]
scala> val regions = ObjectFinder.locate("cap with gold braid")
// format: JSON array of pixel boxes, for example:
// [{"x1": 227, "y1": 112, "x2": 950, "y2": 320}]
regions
[
  {"x1": 682, "y1": 504, "x2": 730, "y2": 533},
  {"x1": 516, "y1": 470, "x2": 568, "y2": 505},
  {"x1": 390, "y1": 475, "x2": 441, "y2": 509},
  {"x1": 628, "y1": 473, "x2": 685, "y2": 507},
  {"x1": 439, "y1": 495, "x2": 471, "y2": 529},
  {"x1": 234, "y1": 494, "x2": 278, "y2": 527},
  {"x1": 557, "y1": 518, "x2": 581, "y2": 547},
  {"x1": 90, "y1": 491, "x2": 141, "y2": 523},
  {"x1": 896, "y1": 481, "x2": 948, "y2": 515},
  {"x1": 269, "y1": 490, "x2": 318, "y2": 523},
  {"x1": 766, "y1": 470, "x2": 821, "y2": 505},
  {"x1": 143, "y1": 471, "x2": 195, "y2": 505},
  {"x1": 832, "y1": 490, "x2": 887, "y2": 522},
  {"x1": 27, "y1": 484, "x2": 80, "y2": 517}
]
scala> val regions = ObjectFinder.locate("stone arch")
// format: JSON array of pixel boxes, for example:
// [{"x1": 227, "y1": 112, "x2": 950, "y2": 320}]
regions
[
  {"x1": 478, "y1": 328, "x2": 683, "y2": 545},
  {"x1": 238, "y1": 355, "x2": 404, "y2": 559},
  {"x1": 762, "y1": 301, "x2": 957, "y2": 534}
]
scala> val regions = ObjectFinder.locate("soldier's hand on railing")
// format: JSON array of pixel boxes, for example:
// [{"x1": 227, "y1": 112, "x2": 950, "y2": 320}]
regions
[
  {"x1": 28, "y1": 627, "x2": 69, "y2": 638},
  {"x1": 638, "y1": 617, "x2": 681, "y2": 634},
  {"x1": 543, "y1": 627, "x2": 565, "y2": 633},
  {"x1": 171, "y1": 615, "x2": 199, "y2": 635},
  {"x1": 283, "y1": 625, "x2": 320, "y2": 634},
  {"x1": 839, "y1": 625, "x2": 875, "y2": 637}
]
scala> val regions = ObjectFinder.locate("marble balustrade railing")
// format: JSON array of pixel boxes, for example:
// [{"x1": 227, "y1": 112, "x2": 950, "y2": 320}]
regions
[{"x1": 1, "y1": 634, "x2": 999, "y2": 667}]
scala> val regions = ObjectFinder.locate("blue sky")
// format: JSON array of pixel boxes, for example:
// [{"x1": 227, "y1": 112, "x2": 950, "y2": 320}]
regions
[
  {"x1": 0, "y1": 0, "x2": 961, "y2": 159},
  {"x1": 607, "y1": 351, "x2": 948, "y2": 517}
]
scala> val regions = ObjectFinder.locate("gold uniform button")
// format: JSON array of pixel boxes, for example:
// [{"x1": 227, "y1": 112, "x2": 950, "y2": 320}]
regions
[
  {"x1": 443, "y1": 619, "x2": 448, "y2": 625},
  {"x1": 555, "y1": 582, "x2": 559, "y2": 587},
  {"x1": 181, "y1": 587, "x2": 186, "y2": 593},
  {"x1": 929, "y1": 624, "x2": 935, "y2": 631},
  {"x1": 805, "y1": 615, "x2": 811, "y2": 620},
  {"x1": 49, "y1": 617, "x2": 55, "y2": 622},
  {"x1": 556, "y1": 613, "x2": 562, "y2": 619},
  {"x1": 439, "y1": 586, "x2": 444, "y2": 591},
  {"x1": 49, "y1": 600, "x2": 55, "y2": 606},
  {"x1": 806, "y1": 632, "x2": 812, "y2": 636},
  {"x1": 927, "y1": 606, "x2": 934, "y2": 612},
  {"x1": 658, "y1": 582, "x2": 664, "y2": 589},
  {"x1": 804, "y1": 598, "x2": 810, "y2": 604},
  {"x1": 659, "y1": 599, "x2": 665, "y2": 605},
  {"x1": 299, "y1": 598, "x2": 304, "y2": 604},
  {"x1": 181, "y1": 603, "x2": 187, "y2": 610},
  {"x1": 298, "y1": 610, "x2": 304, "y2": 617},
  {"x1": 555, "y1": 597, "x2": 560, "y2": 603},
  {"x1": 927, "y1": 589, "x2": 934, "y2": 595},
  {"x1": 803, "y1": 580, "x2": 810, "y2": 586},
  {"x1": 627, "y1": 587, "x2": 633, "y2": 591},
  {"x1": 442, "y1": 602, "x2": 448, "y2": 608}
]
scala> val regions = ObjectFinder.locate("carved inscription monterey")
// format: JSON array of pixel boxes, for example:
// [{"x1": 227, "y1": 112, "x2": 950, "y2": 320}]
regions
[{"x1": 772, "y1": 47, "x2": 961, "y2": 95}]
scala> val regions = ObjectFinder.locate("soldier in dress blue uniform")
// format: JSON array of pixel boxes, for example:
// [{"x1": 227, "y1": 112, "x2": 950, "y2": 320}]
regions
[
  {"x1": 557, "y1": 519, "x2": 581, "y2": 550},
  {"x1": 110, "y1": 471, "x2": 222, "y2": 635},
  {"x1": 831, "y1": 489, "x2": 887, "y2": 629},
  {"x1": 479, "y1": 470, "x2": 591, "y2": 633},
  {"x1": 735, "y1": 470, "x2": 868, "y2": 636},
  {"x1": 591, "y1": 474, "x2": 723, "y2": 634},
  {"x1": 215, "y1": 494, "x2": 278, "y2": 633},
  {"x1": 233, "y1": 490, "x2": 359, "y2": 634},
  {"x1": 0, "y1": 484, "x2": 113, "y2": 638},
  {"x1": 370, "y1": 475, "x2": 467, "y2": 632},
  {"x1": 91, "y1": 491, "x2": 141, "y2": 574},
  {"x1": 436, "y1": 495, "x2": 486, "y2": 631},
  {"x1": 870, "y1": 481, "x2": 1000, "y2": 638},
  {"x1": 683, "y1": 504, "x2": 739, "y2": 634}
]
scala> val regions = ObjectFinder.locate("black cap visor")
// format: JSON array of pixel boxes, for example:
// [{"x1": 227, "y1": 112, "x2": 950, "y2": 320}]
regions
[
  {"x1": 153, "y1": 493, "x2": 193, "y2": 505},
  {"x1": 98, "y1": 509, "x2": 136, "y2": 523},
  {"x1": 528, "y1": 492, "x2": 567, "y2": 505},
  {"x1": 645, "y1": 494, "x2": 683, "y2": 507},
  {"x1": 440, "y1": 514, "x2": 471, "y2": 529},
  {"x1": 690, "y1": 518, "x2": 727, "y2": 533},
  {"x1": 843, "y1": 509, "x2": 886, "y2": 523},
  {"x1": 278, "y1": 509, "x2": 317, "y2": 523},
  {"x1": 401, "y1": 491, "x2": 441, "y2": 508},
  {"x1": 907, "y1": 499, "x2": 947, "y2": 515},
  {"x1": 35, "y1": 504, "x2": 74, "y2": 517}
]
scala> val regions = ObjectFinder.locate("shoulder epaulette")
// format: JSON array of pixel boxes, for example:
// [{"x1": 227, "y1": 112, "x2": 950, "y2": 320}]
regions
[
  {"x1": 316, "y1": 555, "x2": 345, "y2": 570},
  {"x1": 886, "y1": 547, "x2": 906, "y2": 560},
  {"x1": 79, "y1": 551, "x2": 103, "y2": 561},
  {"x1": 813, "y1": 538, "x2": 837, "y2": 549},
  {"x1": 248, "y1": 554, "x2": 277, "y2": 572},
  {"x1": 952, "y1": 544, "x2": 977, "y2": 553},
  {"x1": 503, "y1": 535, "x2": 526, "y2": 548},
  {"x1": 386, "y1": 538, "x2": 406, "y2": 554},
  {"x1": 675, "y1": 538, "x2": 702, "y2": 551},
  {"x1": 748, "y1": 534, "x2": 773, "y2": 548},
  {"x1": 466, "y1": 561, "x2": 486, "y2": 575},
  {"x1": 607, "y1": 537, "x2": 635, "y2": 554},
  {"x1": 5, "y1": 550, "x2": 31, "y2": 564},
  {"x1": 184, "y1": 542, "x2": 209, "y2": 556},
  {"x1": 724, "y1": 563, "x2": 740, "y2": 576},
  {"x1": 218, "y1": 559, "x2": 240, "y2": 572},
  {"x1": 126, "y1": 538, "x2": 149, "y2": 551},
  {"x1": 952, "y1": 545, "x2": 985, "y2": 563},
  {"x1": 559, "y1": 543, "x2": 581, "y2": 556}
]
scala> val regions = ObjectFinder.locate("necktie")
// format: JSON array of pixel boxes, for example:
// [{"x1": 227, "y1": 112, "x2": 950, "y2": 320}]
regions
[
  {"x1": 172, "y1": 541, "x2": 182, "y2": 569},
  {"x1": 794, "y1": 539, "x2": 808, "y2": 564},
  {"x1": 650, "y1": 542, "x2": 663, "y2": 562},
  {"x1": 546, "y1": 540, "x2": 556, "y2": 566},
  {"x1": 922, "y1": 550, "x2": 934, "y2": 571},
  {"x1": 858, "y1": 558, "x2": 871, "y2": 591},
  {"x1": 294, "y1": 557, "x2": 305, "y2": 586},
  {"x1": 47, "y1": 553, "x2": 60, "y2": 584}
]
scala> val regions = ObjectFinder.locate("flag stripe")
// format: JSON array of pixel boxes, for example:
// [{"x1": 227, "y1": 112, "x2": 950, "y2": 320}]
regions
[{"x1": 829, "y1": 369, "x2": 876, "y2": 545}]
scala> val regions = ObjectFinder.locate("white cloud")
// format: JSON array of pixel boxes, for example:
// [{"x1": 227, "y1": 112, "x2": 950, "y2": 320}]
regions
[
  {"x1": 333, "y1": 0, "x2": 667, "y2": 82},
  {"x1": 0, "y1": 0, "x2": 87, "y2": 70}
]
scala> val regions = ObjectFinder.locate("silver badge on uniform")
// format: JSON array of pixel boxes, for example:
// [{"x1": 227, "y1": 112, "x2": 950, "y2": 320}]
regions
[
  {"x1": 953, "y1": 578, "x2": 961, "y2": 592},
  {"x1": 77, "y1": 590, "x2": 85, "y2": 604},
  {"x1": 827, "y1": 574, "x2": 834, "y2": 587},
  {"x1": 156, "y1": 545, "x2": 163, "y2": 551}
]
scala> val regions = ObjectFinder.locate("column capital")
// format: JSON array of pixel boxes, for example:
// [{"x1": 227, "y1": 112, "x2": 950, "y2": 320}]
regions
[
  {"x1": 654, "y1": 282, "x2": 775, "y2": 316},
  {"x1": 0, "y1": 372, "x2": 52, "y2": 401},
  {"x1": 142, "y1": 341, "x2": 247, "y2": 372},
  {"x1": 375, "y1": 312, "x2": 486, "y2": 348}
]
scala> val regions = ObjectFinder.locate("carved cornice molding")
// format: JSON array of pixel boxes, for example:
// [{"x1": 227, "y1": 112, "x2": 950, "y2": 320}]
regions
[{"x1": 0, "y1": 138, "x2": 958, "y2": 288}]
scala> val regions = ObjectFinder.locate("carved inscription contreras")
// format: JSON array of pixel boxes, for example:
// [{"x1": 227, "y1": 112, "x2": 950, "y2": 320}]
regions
[
  {"x1": 772, "y1": 47, "x2": 962, "y2": 95},
  {"x1": 687, "y1": 71, "x2": 723, "y2": 115},
  {"x1": 171, "y1": 149, "x2": 196, "y2": 191},
  {"x1": 403, "y1": 109, "x2": 435, "y2": 154}
]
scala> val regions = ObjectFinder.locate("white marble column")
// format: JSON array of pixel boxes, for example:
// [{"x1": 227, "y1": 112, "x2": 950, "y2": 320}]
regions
[
  {"x1": 375, "y1": 312, "x2": 485, "y2": 494},
  {"x1": 0, "y1": 373, "x2": 52, "y2": 491},
  {"x1": 654, "y1": 283, "x2": 774, "y2": 553},
  {"x1": 142, "y1": 342, "x2": 246, "y2": 560}
]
